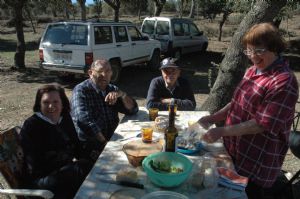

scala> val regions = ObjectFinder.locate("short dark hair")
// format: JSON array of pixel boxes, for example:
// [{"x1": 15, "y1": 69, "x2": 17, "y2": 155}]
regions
[
  {"x1": 33, "y1": 84, "x2": 70, "y2": 115},
  {"x1": 242, "y1": 23, "x2": 286, "y2": 54}
]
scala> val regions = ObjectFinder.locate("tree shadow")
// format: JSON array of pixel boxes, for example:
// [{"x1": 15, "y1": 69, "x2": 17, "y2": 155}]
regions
[
  {"x1": 14, "y1": 50, "x2": 224, "y2": 98},
  {"x1": 0, "y1": 38, "x2": 39, "y2": 51}
]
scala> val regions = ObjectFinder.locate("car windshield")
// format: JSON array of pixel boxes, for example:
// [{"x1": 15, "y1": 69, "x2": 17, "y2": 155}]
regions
[
  {"x1": 142, "y1": 20, "x2": 155, "y2": 34},
  {"x1": 156, "y1": 21, "x2": 169, "y2": 35},
  {"x1": 43, "y1": 24, "x2": 88, "y2": 45}
]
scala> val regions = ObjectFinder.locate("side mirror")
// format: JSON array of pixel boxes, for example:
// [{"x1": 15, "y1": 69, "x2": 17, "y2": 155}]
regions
[
  {"x1": 142, "y1": 36, "x2": 149, "y2": 40},
  {"x1": 198, "y1": 31, "x2": 203, "y2": 36}
]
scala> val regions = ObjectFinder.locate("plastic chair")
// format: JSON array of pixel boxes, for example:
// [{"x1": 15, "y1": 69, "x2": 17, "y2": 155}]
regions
[{"x1": 0, "y1": 126, "x2": 54, "y2": 199}]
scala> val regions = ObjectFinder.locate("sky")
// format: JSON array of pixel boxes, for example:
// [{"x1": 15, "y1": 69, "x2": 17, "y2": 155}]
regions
[{"x1": 71, "y1": 0, "x2": 94, "y2": 5}]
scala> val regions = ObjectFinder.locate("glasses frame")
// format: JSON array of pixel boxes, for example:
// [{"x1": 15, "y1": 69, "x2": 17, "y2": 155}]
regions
[{"x1": 243, "y1": 48, "x2": 267, "y2": 56}]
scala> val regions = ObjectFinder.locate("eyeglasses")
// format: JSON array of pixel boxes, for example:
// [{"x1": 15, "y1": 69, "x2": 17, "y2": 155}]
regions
[{"x1": 243, "y1": 48, "x2": 267, "y2": 56}]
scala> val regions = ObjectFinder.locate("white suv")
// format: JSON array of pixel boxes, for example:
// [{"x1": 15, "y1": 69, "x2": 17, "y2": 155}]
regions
[
  {"x1": 39, "y1": 21, "x2": 161, "y2": 82},
  {"x1": 141, "y1": 17, "x2": 208, "y2": 59}
]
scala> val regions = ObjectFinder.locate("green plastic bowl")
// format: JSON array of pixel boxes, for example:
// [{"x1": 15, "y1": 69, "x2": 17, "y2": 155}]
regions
[{"x1": 142, "y1": 152, "x2": 193, "y2": 188}]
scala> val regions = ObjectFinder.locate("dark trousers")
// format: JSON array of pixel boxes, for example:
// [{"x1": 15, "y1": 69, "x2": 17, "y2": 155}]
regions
[
  {"x1": 246, "y1": 173, "x2": 293, "y2": 199},
  {"x1": 79, "y1": 138, "x2": 106, "y2": 163},
  {"x1": 34, "y1": 159, "x2": 93, "y2": 199}
]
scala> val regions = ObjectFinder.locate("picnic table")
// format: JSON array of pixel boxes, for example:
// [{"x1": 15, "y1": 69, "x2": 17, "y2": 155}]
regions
[{"x1": 74, "y1": 107, "x2": 248, "y2": 199}]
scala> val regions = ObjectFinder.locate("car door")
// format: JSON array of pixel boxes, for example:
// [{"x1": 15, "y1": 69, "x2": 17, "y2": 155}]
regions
[
  {"x1": 112, "y1": 26, "x2": 132, "y2": 64},
  {"x1": 93, "y1": 25, "x2": 117, "y2": 61},
  {"x1": 189, "y1": 23, "x2": 205, "y2": 52},
  {"x1": 127, "y1": 26, "x2": 149, "y2": 63}
]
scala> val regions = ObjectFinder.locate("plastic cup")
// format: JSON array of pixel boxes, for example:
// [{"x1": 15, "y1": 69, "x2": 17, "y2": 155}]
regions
[
  {"x1": 141, "y1": 127, "x2": 153, "y2": 143},
  {"x1": 149, "y1": 108, "x2": 159, "y2": 121}
]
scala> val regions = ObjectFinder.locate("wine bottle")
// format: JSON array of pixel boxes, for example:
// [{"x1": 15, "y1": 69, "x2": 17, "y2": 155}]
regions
[{"x1": 164, "y1": 103, "x2": 178, "y2": 152}]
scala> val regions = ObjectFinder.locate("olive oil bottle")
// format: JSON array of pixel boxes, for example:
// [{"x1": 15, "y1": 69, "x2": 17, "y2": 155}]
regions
[{"x1": 164, "y1": 103, "x2": 178, "y2": 152}]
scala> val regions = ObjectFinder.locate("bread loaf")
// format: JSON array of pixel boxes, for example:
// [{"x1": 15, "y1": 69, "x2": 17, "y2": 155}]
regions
[{"x1": 116, "y1": 169, "x2": 138, "y2": 183}]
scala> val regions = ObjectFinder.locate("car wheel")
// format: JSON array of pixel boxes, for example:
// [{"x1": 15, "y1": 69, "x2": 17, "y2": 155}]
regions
[
  {"x1": 148, "y1": 50, "x2": 161, "y2": 70},
  {"x1": 173, "y1": 48, "x2": 181, "y2": 60},
  {"x1": 201, "y1": 42, "x2": 208, "y2": 53},
  {"x1": 110, "y1": 59, "x2": 121, "y2": 84}
]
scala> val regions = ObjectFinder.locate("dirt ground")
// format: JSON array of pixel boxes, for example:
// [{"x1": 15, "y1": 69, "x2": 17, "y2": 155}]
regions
[{"x1": 1, "y1": 14, "x2": 300, "y2": 196}]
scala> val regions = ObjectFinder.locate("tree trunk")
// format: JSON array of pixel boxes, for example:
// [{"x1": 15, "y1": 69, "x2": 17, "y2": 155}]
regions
[
  {"x1": 200, "y1": 0, "x2": 288, "y2": 113},
  {"x1": 77, "y1": 0, "x2": 86, "y2": 21},
  {"x1": 218, "y1": 12, "x2": 230, "y2": 41},
  {"x1": 154, "y1": 0, "x2": 165, "y2": 16},
  {"x1": 25, "y1": 7, "x2": 36, "y2": 34},
  {"x1": 188, "y1": 0, "x2": 194, "y2": 18},
  {"x1": 114, "y1": 7, "x2": 119, "y2": 22},
  {"x1": 14, "y1": 0, "x2": 26, "y2": 68},
  {"x1": 103, "y1": 0, "x2": 120, "y2": 22}
]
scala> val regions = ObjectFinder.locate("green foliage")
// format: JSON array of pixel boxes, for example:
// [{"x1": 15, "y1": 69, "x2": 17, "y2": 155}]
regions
[
  {"x1": 197, "y1": 0, "x2": 235, "y2": 20},
  {"x1": 92, "y1": 0, "x2": 102, "y2": 18},
  {"x1": 120, "y1": 0, "x2": 148, "y2": 15},
  {"x1": 164, "y1": 0, "x2": 177, "y2": 12}
]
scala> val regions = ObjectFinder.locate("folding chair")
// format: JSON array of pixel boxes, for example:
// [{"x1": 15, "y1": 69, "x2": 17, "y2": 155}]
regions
[{"x1": 0, "y1": 126, "x2": 54, "y2": 199}]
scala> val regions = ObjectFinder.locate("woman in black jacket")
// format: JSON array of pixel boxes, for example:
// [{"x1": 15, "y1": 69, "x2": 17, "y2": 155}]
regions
[{"x1": 20, "y1": 84, "x2": 93, "y2": 199}]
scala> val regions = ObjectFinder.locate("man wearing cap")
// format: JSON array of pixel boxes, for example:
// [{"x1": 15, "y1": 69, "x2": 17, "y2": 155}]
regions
[{"x1": 146, "y1": 57, "x2": 196, "y2": 111}]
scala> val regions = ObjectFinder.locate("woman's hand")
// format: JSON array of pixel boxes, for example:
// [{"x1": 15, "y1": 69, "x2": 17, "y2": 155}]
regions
[
  {"x1": 198, "y1": 115, "x2": 212, "y2": 129},
  {"x1": 202, "y1": 127, "x2": 223, "y2": 143}
]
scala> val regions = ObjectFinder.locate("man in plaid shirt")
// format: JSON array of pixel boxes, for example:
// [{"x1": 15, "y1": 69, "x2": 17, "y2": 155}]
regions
[
  {"x1": 197, "y1": 23, "x2": 298, "y2": 198},
  {"x1": 71, "y1": 59, "x2": 138, "y2": 162}
]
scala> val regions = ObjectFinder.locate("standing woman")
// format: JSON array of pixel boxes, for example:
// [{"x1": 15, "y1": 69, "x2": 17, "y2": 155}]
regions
[
  {"x1": 20, "y1": 84, "x2": 92, "y2": 199},
  {"x1": 196, "y1": 23, "x2": 298, "y2": 198}
]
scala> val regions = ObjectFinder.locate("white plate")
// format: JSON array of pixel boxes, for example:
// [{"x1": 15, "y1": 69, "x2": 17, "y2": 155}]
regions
[
  {"x1": 141, "y1": 191, "x2": 188, "y2": 199},
  {"x1": 109, "y1": 188, "x2": 146, "y2": 199},
  {"x1": 201, "y1": 141, "x2": 225, "y2": 152}
]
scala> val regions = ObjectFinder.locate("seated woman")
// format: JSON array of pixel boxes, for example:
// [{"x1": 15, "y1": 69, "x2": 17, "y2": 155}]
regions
[{"x1": 20, "y1": 84, "x2": 93, "y2": 199}]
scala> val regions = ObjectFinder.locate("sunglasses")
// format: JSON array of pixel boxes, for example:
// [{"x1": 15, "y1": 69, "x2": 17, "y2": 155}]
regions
[{"x1": 243, "y1": 48, "x2": 267, "y2": 56}]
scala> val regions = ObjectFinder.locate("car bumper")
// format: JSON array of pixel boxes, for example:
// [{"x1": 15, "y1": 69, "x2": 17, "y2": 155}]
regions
[{"x1": 41, "y1": 63, "x2": 87, "y2": 74}]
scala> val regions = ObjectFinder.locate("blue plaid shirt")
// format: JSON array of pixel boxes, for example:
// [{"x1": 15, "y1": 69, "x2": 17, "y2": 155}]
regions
[{"x1": 71, "y1": 79, "x2": 138, "y2": 141}]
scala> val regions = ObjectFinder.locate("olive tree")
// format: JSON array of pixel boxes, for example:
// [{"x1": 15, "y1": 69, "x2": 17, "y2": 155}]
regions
[{"x1": 1, "y1": 0, "x2": 27, "y2": 68}]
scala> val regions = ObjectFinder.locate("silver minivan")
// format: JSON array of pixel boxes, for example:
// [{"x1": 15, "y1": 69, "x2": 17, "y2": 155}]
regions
[{"x1": 141, "y1": 17, "x2": 208, "y2": 59}]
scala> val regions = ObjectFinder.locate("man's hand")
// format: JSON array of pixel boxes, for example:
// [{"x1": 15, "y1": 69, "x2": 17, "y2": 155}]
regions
[
  {"x1": 105, "y1": 91, "x2": 118, "y2": 105},
  {"x1": 161, "y1": 98, "x2": 172, "y2": 104}
]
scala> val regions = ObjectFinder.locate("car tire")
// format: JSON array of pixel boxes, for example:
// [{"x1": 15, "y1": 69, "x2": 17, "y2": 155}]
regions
[
  {"x1": 110, "y1": 59, "x2": 121, "y2": 84},
  {"x1": 201, "y1": 42, "x2": 208, "y2": 53},
  {"x1": 173, "y1": 48, "x2": 181, "y2": 60},
  {"x1": 148, "y1": 50, "x2": 161, "y2": 70}
]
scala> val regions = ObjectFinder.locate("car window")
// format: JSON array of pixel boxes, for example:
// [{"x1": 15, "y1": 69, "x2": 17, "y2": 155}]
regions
[
  {"x1": 94, "y1": 26, "x2": 113, "y2": 44},
  {"x1": 142, "y1": 20, "x2": 155, "y2": 34},
  {"x1": 156, "y1": 21, "x2": 169, "y2": 35},
  {"x1": 43, "y1": 24, "x2": 87, "y2": 45},
  {"x1": 114, "y1": 26, "x2": 129, "y2": 42},
  {"x1": 182, "y1": 23, "x2": 190, "y2": 36},
  {"x1": 128, "y1": 26, "x2": 143, "y2": 41},
  {"x1": 190, "y1": 23, "x2": 200, "y2": 36},
  {"x1": 174, "y1": 23, "x2": 183, "y2": 36}
]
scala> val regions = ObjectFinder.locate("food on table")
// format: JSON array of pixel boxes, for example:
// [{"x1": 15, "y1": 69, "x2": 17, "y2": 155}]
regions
[
  {"x1": 116, "y1": 169, "x2": 138, "y2": 183},
  {"x1": 149, "y1": 159, "x2": 183, "y2": 173},
  {"x1": 123, "y1": 140, "x2": 163, "y2": 167}
]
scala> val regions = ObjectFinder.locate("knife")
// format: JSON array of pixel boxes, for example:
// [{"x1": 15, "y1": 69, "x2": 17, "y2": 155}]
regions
[{"x1": 97, "y1": 178, "x2": 144, "y2": 189}]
